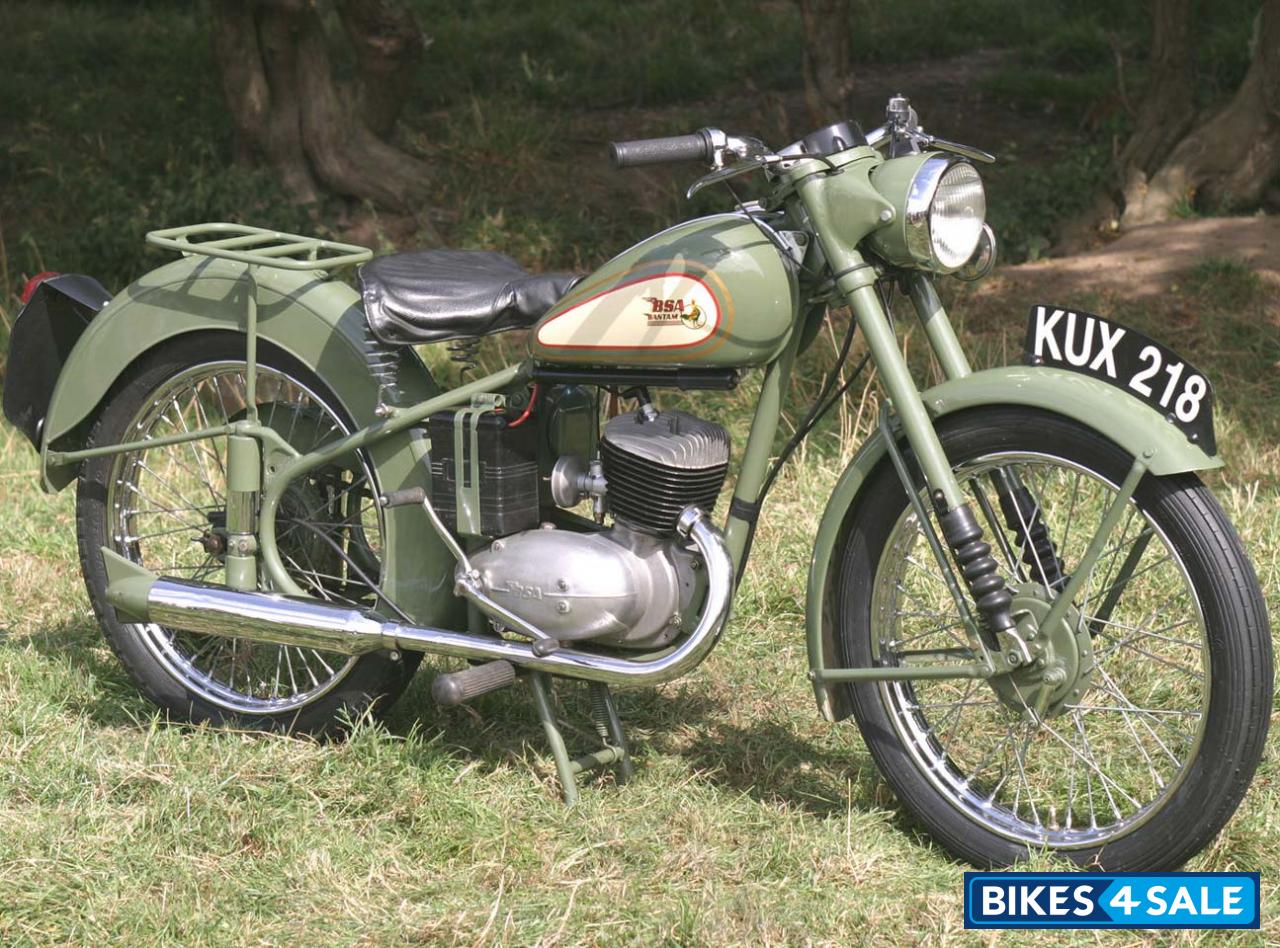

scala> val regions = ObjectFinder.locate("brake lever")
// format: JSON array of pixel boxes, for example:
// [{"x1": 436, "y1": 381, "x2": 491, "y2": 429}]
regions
[
  {"x1": 869, "y1": 101, "x2": 997, "y2": 163},
  {"x1": 921, "y1": 134, "x2": 996, "y2": 164},
  {"x1": 686, "y1": 154, "x2": 774, "y2": 199}
]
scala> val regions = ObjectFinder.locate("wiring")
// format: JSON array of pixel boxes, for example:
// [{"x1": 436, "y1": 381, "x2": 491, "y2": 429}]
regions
[
  {"x1": 734, "y1": 282, "x2": 896, "y2": 580},
  {"x1": 506, "y1": 383, "x2": 539, "y2": 428}
]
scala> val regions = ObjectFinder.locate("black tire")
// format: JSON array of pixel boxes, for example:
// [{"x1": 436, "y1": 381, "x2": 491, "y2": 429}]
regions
[
  {"x1": 76, "y1": 333, "x2": 420, "y2": 736},
  {"x1": 837, "y1": 407, "x2": 1272, "y2": 870}
]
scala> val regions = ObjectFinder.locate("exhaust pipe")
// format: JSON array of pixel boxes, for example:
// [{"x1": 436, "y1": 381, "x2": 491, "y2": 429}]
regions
[{"x1": 104, "y1": 508, "x2": 733, "y2": 688}]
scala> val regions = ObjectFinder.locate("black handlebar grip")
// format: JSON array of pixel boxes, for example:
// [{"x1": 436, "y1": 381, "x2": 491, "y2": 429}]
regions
[{"x1": 609, "y1": 131, "x2": 713, "y2": 169}]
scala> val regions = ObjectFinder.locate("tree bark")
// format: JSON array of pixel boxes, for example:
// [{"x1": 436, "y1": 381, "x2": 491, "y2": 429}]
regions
[
  {"x1": 795, "y1": 0, "x2": 855, "y2": 126},
  {"x1": 212, "y1": 0, "x2": 318, "y2": 204},
  {"x1": 1123, "y1": 0, "x2": 1280, "y2": 226},
  {"x1": 335, "y1": 0, "x2": 425, "y2": 139},
  {"x1": 210, "y1": 0, "x2": 432, "y2": 216},
  {"x1": 1116, "y1": 0, "x2": 1196, "y2": 216}
]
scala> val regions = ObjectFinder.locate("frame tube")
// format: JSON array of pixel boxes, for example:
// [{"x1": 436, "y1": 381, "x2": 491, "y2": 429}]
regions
[
  {"x1": 243, "y1": 268, "x2": 259, "y2": 423},
  {"x1": 47, "y1": 424, "x2": 234, "y2": 464},
  {"x1": 812, "y1": 663, "x2": 991, "y2": 682},
  {"x1": 1037, "y1": 458, "x2": 1147, "y2": 637},
  {"x1": 723, "y1": 325, "x2": 804, "y2": 566},
  {"x1": 257, "y1": 362, "x2": 529, "y2": 596}
]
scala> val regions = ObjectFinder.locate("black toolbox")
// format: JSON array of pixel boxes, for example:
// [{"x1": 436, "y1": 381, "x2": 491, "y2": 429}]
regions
[{"x1": 428, "y1": 409, "x2": 539, "y2": 536}]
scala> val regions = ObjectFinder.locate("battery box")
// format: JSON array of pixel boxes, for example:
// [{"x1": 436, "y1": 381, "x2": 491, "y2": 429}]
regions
[{"x1": 428, "y1": 407, "x2": 539, "y2": 536}]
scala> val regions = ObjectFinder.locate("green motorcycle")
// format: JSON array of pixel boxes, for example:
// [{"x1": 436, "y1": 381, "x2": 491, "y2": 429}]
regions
[{"x1": 4, "y1": 95, "x2": 1270, "y2": 870}]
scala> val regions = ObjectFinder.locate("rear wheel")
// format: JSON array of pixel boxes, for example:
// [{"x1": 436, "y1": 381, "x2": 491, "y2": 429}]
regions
[
  {"x1": 837, "y1": 407, "x2": 1271, "y2": 869},
  {"x1": 76, "y1": 334, "x2": 419, "y2": 735}
]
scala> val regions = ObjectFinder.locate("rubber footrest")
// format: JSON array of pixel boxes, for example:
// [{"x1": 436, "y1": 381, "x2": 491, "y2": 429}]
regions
[{"x1": 432, "y1": 660, "x2": 517, "y2": 706}]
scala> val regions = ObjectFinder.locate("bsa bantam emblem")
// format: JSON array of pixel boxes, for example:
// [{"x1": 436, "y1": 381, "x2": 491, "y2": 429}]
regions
[{"x1": 644, "y1": 297, "x2": 706, "y2": 330}]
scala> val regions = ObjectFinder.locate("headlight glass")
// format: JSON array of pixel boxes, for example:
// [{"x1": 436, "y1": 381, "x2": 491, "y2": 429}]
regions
[{"x1": 929, "y1": 163, "x2": 986, "y2": 270}]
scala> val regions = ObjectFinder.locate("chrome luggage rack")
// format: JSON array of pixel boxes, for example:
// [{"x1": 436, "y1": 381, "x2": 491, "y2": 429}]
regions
[{"x1": 146, "y1": 222, "x2": 373, "y2": 272}]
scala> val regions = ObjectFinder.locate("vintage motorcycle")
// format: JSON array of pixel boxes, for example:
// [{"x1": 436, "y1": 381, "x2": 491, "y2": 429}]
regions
[{"x1": 4, "y1": 96, "x2": 1271, "y2": 870}]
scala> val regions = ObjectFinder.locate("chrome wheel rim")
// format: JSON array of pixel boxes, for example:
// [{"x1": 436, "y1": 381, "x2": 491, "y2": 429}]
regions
[
  {"x1": 871, "y1": 451, "x2": 1210, "y2": 849},
  {"x1": 106, "y1": 360, "x2": 383, "y2": 714}
]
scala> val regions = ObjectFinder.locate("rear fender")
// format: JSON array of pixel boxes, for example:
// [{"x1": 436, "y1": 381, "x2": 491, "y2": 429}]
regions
[
  {"x1": 2, "y1": 274, "x2": 112, "y2": 449},
  {"x1": 38, "y1": 254, "x2": 462, "y2": 629},
  {"x1": 806, "y1": 364, "x2": 1223, "y2": 721}
]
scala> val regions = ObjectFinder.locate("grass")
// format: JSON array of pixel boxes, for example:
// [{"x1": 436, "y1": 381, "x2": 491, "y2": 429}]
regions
[
  {"x1": 1, "y1": 247, "x2": 1278, "y2": 943},
  {"x1": 1, "y1": 1, "x2": 1278, "y2": 943}
]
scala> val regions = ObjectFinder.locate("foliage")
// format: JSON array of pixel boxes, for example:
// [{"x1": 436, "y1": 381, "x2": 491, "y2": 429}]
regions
[
  {"x1": 1183, "y1": 254, "x2": 1267, "y2": 309},
  {"x1": 0, "y1": 0, "x2": 1268, "y2": 291},
  {"x1": 984, "y1": 145, "x2": 1111, "y2": 262},
  {"x1": 405, "y1": 0, "x2": 804, "y2": 110}
]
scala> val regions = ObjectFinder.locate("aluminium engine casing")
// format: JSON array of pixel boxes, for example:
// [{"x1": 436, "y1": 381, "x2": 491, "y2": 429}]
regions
[{"x1": 467, "y1": 521, "x2": 702, "y2": 648}]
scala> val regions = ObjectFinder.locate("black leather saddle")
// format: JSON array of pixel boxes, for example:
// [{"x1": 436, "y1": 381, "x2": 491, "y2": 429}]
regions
[{"x1": 358, "y1": 250, "x2": 581, "y2": 345}]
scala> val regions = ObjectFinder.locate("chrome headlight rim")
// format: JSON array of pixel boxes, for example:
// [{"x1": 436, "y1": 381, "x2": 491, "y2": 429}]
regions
[
  {"x1": 903, "y1": 156, "x2": 986, "y2": 274},
  {"x1": 904, "y1": 155, "x2": 952, "y2": 269}
]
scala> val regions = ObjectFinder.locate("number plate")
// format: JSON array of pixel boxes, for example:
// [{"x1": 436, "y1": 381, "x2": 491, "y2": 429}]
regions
[{"x1": 1023, "y1": 305, "x2": 1215, "y2": 455}]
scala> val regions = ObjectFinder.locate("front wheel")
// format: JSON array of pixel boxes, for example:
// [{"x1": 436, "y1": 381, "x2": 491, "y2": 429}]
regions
[{"x1": 837, "y1": 407, "x2": 1271, "y2": 870}]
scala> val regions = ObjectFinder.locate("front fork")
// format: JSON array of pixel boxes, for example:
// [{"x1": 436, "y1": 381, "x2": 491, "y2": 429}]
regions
[
  {"x1": 841, "y1": 267, "x2": 1018, "y2": 644},
  {"x1": 846, "y1": 268, "x2": 1148, "y2": 700}
]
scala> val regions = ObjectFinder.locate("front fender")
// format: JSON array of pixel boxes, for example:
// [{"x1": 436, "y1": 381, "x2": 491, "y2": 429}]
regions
[
  {"x1": 40, "y1": 254, "x2": 463, "y2": 630},
  {"x1": 805, "y1": 364, "x2": 1222, "y2": 721}
]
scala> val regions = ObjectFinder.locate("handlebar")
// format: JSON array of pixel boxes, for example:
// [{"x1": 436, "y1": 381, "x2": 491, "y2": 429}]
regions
[
  {"x1": 608, "y1": 98, "x2": 994, "y2": 175},
  {"x1": 609, "y1": 130, "x2": 716, "y2": 169}
]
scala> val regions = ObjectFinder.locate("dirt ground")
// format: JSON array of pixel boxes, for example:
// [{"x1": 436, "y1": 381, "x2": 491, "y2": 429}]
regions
[
  {"x1": 994, "y1": 215, "x2": 1280, "y2": 304},
  {"x1": 956, "y1": 215, "x2": 1280, "y2": 356}
]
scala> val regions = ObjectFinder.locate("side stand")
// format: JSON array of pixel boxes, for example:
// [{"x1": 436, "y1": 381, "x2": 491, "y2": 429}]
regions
[{"x1": 527, "y1": 672, "x2": 635, "y2": 806}]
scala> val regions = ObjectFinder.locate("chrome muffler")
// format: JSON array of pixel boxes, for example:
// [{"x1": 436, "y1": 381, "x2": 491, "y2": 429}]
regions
[{"x1": 104, "y1": 508, "x2": 733, "y2": 687}]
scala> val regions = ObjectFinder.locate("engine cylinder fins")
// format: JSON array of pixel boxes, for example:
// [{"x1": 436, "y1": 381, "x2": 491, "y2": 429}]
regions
[
  {"x1": 600, "y1": 438, "x2": 727, "y2": 534},
  {"x1": 601, "y1": 408, "x2": 730, "y2": 470},
  {"x1": 599, "y1": 408, "x2": 731, "y2": 534}
]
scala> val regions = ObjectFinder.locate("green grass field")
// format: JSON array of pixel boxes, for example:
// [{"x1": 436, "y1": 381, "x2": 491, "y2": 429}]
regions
[
  {"x1": 1, "y1": 1, "x2": 1278, "y2": 943},
  {"x1": 1, "y1": 253, "x2": 1276, "y2": 945}
]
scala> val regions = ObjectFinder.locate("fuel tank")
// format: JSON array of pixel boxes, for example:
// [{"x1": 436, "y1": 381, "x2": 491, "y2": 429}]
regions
[{"x1": 530, "y1": 213, "x2": 797, "y2": 367}]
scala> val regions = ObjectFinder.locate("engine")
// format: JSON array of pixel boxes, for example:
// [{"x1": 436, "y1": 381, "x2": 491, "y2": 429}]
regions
[
  {"x1": 597, "y1": 407, "x2": 730, "y2": 534},
  {"x1": 466, "y1": 403, "x2": 730, "y2": 649}
]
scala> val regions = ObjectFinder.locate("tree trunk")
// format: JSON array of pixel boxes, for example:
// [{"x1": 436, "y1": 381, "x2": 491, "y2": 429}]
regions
[
  {"x1": 335, "y1": 0, "x2": 425, "y2": 139},
  {"x1": 795, "y1": 0, "x2": 855, "y2": 126},
  {"x1": 210, "y1": 0, "x2": 432, "y2": 216},
  {"x1": 1116, "y1": 0, "x2": 1196, "y2": 215},
  {"x1": 212, "y1": 0, "x2": 318, "y2": 204},
  {"x1": 1123, "y1": 0, "x2": 1280, "y2": 226}
]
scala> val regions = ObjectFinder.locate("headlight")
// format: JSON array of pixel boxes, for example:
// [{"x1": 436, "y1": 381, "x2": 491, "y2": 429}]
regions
[
  {"x1": 921, "y1": 161, "x2": 986, "y2": 269},
  {"x1": 869, "y1": 154, "x2": 988, "y2": 273}
]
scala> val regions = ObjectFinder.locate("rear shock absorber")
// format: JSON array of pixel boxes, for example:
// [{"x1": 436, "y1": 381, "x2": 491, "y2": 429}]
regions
[
  {"x1": 447, "y1": 336, "x2": 481, "y2": 379},
  {"x1": 938, "y1": 503, "x2": 1015, "y2": 636}
]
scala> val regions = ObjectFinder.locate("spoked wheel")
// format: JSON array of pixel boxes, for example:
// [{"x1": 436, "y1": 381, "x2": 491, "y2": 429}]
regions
[
  {"x1": 837, "y1": 407, "x2": 1271, "y2": 869},
  {"x1": 77, "y1": 335, "x2": 418, "y2": 734}
]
